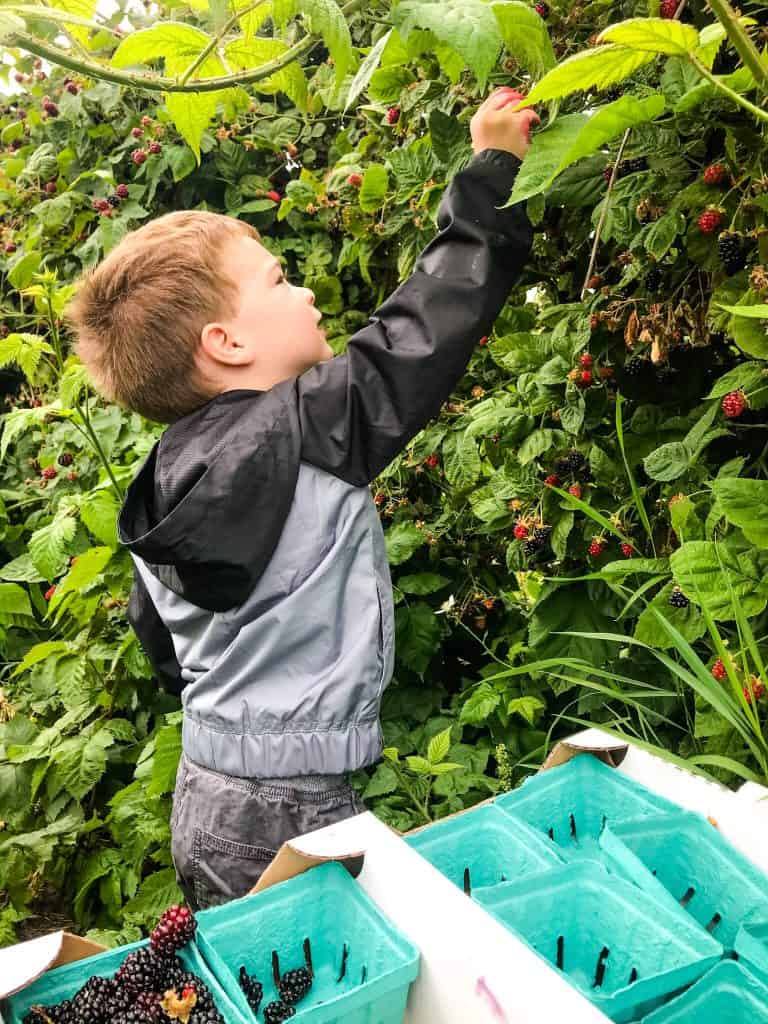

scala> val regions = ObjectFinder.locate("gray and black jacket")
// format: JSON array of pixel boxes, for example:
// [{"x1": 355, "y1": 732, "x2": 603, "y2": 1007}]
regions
[{"x1": 117, "y1": 148, "x2": 532, "y2": 779}]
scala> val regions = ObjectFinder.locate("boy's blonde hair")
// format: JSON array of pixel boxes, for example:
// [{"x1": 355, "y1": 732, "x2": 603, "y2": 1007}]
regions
[{"x1": 64, "y1": 210, "x2": 260, "y2": 424}]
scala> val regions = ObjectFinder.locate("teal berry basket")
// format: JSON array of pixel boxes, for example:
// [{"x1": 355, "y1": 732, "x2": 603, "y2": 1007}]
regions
[
  {"x1": 1, "y1": 938, "x2": 250, "y2": 1024},
  {"x1": 610, "y1": 812, "x2": 768, "y2": 951},
  {"x1": 734, "y1": 918, "x2": 768, "y2": 985},
  {"x1": 194, "y1": 861, "x2": 420, "y2": 1024},
  {"x1": 406, "y1": 802, "x2": 564, "y2": 895},
  {"x1": 494, "y1": 755, "x2": 681, "y2": 857},
  {"x1": 639, "y1": 960, "x2": 768, "y2": 1024},
  {"x1": 474, "y1": 861, "x2": 723, "y2": 1023}
]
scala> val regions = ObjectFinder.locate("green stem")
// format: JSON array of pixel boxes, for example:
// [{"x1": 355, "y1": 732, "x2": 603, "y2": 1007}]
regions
[
  {"x1": 179, "y1": 0, "x2": 268, "y2": 85},
  {"x1": 689, "y1": 54, "x2": 768, "y2": 125},
  {"x1": 705, "y1": 0, "x2": 768, "y2": 96},
  {"x1": 5, "y1": 0, "x2": 366, "y2": 94},
  {"x1": 76, "y1": 392, "x2": 124, "y2": 501},
  {"x1": 2, "y1": 6, "x2": 123, "y2": 38}
]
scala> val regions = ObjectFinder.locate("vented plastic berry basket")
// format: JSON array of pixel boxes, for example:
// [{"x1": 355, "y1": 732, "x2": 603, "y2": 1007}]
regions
[
  {"x1": 734, "y1": 918, "x2": 768, "y2": 985},
  {"x1": 639, "y1": 960, "x2": 768, "y2": 1024},
  {"x1": 474, "y1": 861, "x2": 723, "y2": 1023},
  {"x1": 1, "y1": 937, "x2": 250, "y2": 1024},
  {"x1": 610, "y1": 812, "x2": 768, "y2": 951},
  {"x1": 405, "y1": 802, "x2": 564, "y2": 895},
  {"x1": 494, "y1": 754, "x2": 681, "y2": 856},
  {"x1": 194, "y1": 861, "x2": 420, "y2": 1024}
]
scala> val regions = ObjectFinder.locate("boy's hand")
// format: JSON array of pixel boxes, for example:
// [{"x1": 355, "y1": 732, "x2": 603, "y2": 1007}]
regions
[{"x1": 470, "y1": 88, "x2": 540, "y2": 161}]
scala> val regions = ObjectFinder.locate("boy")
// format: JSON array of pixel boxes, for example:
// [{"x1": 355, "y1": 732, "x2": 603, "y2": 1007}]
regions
[{"x1": 65, "y1": 88, "x2": 538, "y2": 910}]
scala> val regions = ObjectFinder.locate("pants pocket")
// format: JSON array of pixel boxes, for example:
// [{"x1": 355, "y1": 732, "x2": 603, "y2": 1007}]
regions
[{"x1": 191, "y1": 829, "x2": 277, "y2": 910}]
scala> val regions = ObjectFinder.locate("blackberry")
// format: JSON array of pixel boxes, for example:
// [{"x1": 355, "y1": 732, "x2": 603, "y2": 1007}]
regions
[
  {"x1": 655, "y1": 365, "x2": 676, "y2": 387},
  {"x1": 71, "y1": 975, "x2": 116, "y2": 1022},
  {"x1": 564, "y1": 450, "x2": 586, "y2": 474},
  {"x1": 239, "y1": 966, "x2": 264, "y2": 1015},
  {"x1": 263, "y1": 1003, "x2": 296, "y2": 1024},
  {"x1": 718, "y1": 231, "x2": 747, "y2": 275},
  {"x1": 616, "y1": 157, "x2": 647, "y2": 178},
  {"x1": 602, "y1": 86, "x2": 623, "y2": 102},
  {"x1": 116, "y1": 947, "x2": 164, "y2": 994},
  {"x1": 189, "y1": 1010, "x2": 225, "y2": 1024},
  {"x1": 112, "y1": 1010, "x2": 155, "y2": 1024},
  {"x1": 669, "y1": 586, "x2": 689, "y2": 609},
  {"x1": 553, "y1": 456, "x2": 571, "y2": 477},
  {"x1": 532, "y1": 525, "x2": 551, "y2": 545},
  {"x1": 150, "y1": 905, "x2": 197, "y2": 956},
  {"x1": 133, "y1": 991, "x2": 162, "y2": 1020},
  {"x1": 644, "y1": 267, "x2": 663, "y2": 291},
  {"x1": 279, "y1": 968, "x2": 313, "y2": 1005},
  {"x1": 57, "y1": 451, "x2": 73, "y2": 466},
  {"x1": 602, "y1": 264, "x2": 621, "y2": 286},
  {"x1": 523, "y1": 538, "x2": 540, "y2": 558},
  {"x1": 107, "y1": 194, "x2": 121, "y2": 208},
  {"x1": 624, "y1": 356, "x2": 649, "y2": 377}
]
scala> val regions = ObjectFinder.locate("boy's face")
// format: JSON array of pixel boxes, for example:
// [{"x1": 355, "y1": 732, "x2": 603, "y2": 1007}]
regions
[{"x1": 198, "y1": 234, "x2": 333, "y2": 392}]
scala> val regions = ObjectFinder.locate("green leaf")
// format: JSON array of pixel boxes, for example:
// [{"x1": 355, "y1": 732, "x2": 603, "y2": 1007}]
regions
[
  {"x1": 163, "y1": 52, "x2": 226, "y2": 164},
  {"x1": 29, "y1": 515, "x2": 77, "y2": 581},
  {"x1": 0, "y1": 333, "x2": 55, "y2": 385},
  {"x1": 393, "y1": 0, "x2": 503, "y2": 89},
  {"x1": 459, "y1": 682, "x2": 501, "y2": 725},
  {"x1": 111, "y1": 23, "x2": 212, "y2": 68},
  {"x1": 508, "y1": 114, "x2": 589, "y2": 205},
  {"x1": 363, "y1": 762, "x2": 398, "y2": 798},
  {"x1": 443, "y1": 431, "x2": 481, "y2": 489},
  {"x1": 645, "y1": 210, "x2": 686, "y2": 260},
  {"x1": 429, "y1": 110, "x2": 470, "y2": 168},
  {"x1": 224, "y1": 37, "x2": 308, "y2": 111},
  {"x1": 598, "y1": 17, "x2": 699, "y2": 55},
  {"x1": 491, "y1": 0, "x2": 556, "y2": 76},
  {"x1": 272, "y1": 0, "x2": 353, "y2": 86},
  {"x1": 49, "y1": 546, "x2": 112, "y2": 612},
  {"x1": 385, "y1": 522, "x2": 427, "y2": 565},
  {"x1": 0, "y1": 582, "x2": 34, "y2": 625},
  {"x1": 122, "y1": 868, "x2": 183, "y2": 927},
  {"x1": 707, "y1": 362, "x2": 767, "y2": 400},
  {"x1": 670, "y1": 541, "x2": 768, "y2": 619},
  {"x1": 148, "y1": 724, "x2": 182, "y2": 797},
  {"x1": 405, "y1": 754, "x2": 433, "y2": 774},
  {"x1": 507, "y1": 695, "x2": 545, "y2": 724},
  {"x1": 395, "y1": 602, "x2": 441, "y2": 675},
  {"x1": 0, "y1": 554, "x2": 47, "y2": 584},
  {"x1": 634, "y1": 582, "x2": 706, "y2": 647},
  {"x1": 427, "y1": 726, "x2": 452, "y2": 764},
  {"x1": 358, "y1": 163, "x2": 389, "y2": 213},
  {"x1": 643, "y1": 441, "x2": 690, "y2": 482},
  {"x1": 397, "y1": 573, "x2": 450, "y2": 594},
  {"x1": 79, "y1": 490, "x2": 120, "y2": 549},
  {"x1": 711, "y1": 478, "x2": 768, "y2": 548},
  {"x1": 716, "y1": 303, "x2": 768, "y2": 319},
  {"x1": 49, "y1": 728, "x2": 115, "y2": 801},
  {"x1": 524, "y1": 46, "x2": 655, "y2": 105},
  {"x1": 344, "y1": 30, "x2": 392, "y2": 111}
]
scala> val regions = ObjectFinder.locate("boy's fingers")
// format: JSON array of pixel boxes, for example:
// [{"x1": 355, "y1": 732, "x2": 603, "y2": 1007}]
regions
[{"x1": 491, "y1": 89, "x2": 526, "y2": 110}]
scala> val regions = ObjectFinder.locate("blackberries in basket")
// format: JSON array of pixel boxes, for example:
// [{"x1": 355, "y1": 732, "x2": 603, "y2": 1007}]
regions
[
  {"x1": 239, "y1": 965, "x2": 264, "y2": 1015},
  {"x1": 279, "y1": 967, "x2": 313, "y2": 1005},
  {"x1": 149, "y1": 905, "x2": 197, "y2": 956},
  {"x1": 263, "y1": 1003, "x2": 296, "y2": 1024}
]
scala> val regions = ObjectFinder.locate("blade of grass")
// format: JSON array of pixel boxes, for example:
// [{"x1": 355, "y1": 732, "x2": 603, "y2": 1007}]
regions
[{"x1": 616, "y1": 392, "x2": 656, "y2": 553}]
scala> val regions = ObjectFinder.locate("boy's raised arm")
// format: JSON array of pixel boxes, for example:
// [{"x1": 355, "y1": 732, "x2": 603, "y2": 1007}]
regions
[{"x1": 295, "y1": 89, "x2": 538, "y2": 486}]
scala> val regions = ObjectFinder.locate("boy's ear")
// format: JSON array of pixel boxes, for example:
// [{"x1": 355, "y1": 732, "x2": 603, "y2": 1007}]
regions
[{"x1": 199, "y1": 321, "x2": 251, "y2": 365}]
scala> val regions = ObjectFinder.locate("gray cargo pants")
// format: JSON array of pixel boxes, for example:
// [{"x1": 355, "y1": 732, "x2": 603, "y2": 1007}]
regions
[{"x1": 170, "y1": 753, "x2": 366, "y2": 911}]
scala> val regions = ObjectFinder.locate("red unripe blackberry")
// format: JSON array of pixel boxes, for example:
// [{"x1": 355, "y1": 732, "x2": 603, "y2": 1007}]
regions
[
  {"x1": 722, "y1": 389, "x2": 747, "y2": 418},
  {"x1": 45, "y1": 181, "x2": 57, "y2": 194},
  {"x1": 544, "y1": 474, "x2": 559, "y2": 487},
  {"x1": 131, "y1": 148, "x2": 147, "y2": 165},
  {"x1": 141, "y1": 114, "x2": 153, "y2": 126},
  {"x1": 589, "y1": 314, "x2": 600, "y2": 330},
  {"x1": 621, "y1": 542, "x2": 634, "y2": 558},
  {"x1": 4, "y1": 241, "x2": 16, "y2": 253},
  {"x1": 534, "y1": 1, "x2": 549, "y2": 16},
  {"x1": 602, "y1": 165, "x2": 613, "y2": 183},
  {"x1": 92, "y1": 197, "x2": 109, "y2": 211},
  {"x1": 386, "y1": 106, "x2": 400, "y2": 124},
  {"x1": 42, "y1": 99, "x2": 59, "y2": 116},
  {"x1": 347, "y1": 173, "x2": 363, "y2": 187},
  {"x1": 669, "y1": 586, "x2": 689, "y2": 609},
  {"x1": 41, "y1": 466, "x2": 57, "y2": 480},
  {"x1": 0, "y1": 323, "x2": 8, "y2": 337},
  {"x1": 568, "y1": 483, "x2": 582, "y2": 499},
  {"x1": 66, "y1": 81, "x2": 80, "y2": 94},
  {"x1": 660, "y1": 0, "x2": 677, "y2": 16},
  {"x1": 374, "y1": 492, "x2": 385, "y2": 506},
  {"x1": 44, "y1": 585, "x2": 56, "y2": 601},
  {"x1": 711, "y1": 658, "x2": 727, "y2": 680},
  {"x1": 116, "y1": 183, "x2": 129, "y2": 198},
  {"x1": 579, "y1": 352, "x2": 593, "y2": 368},
  {"x1": 752, "y1": 678, "x2": 766, "y2": 700},
  {"x1": 149, "y1": 904, "x2": 197, "y2": 955},
  {"x1": 424, "y1": 453, "x2": 439, "y2": 468},
  {"x1": 743, "y1": 685, "x2": 753, "y2": 704},
  {"x1": 131, "y1": 126, "x2": 143, "y2": 138},
  {"x1": 57, "y1": 452, "x2": 73, "y2": 466},
  {"x1": 266, "y1": 189, "x2": 281, "y2": 202},
  {"x1": 589, "y1": 538, "x2": 606, "y2": 557},
  {"x1": 14, "y1": 72, "x2": 24, "y2": 84},
  {"x1": 703, "y1": 163, "x2": 727, "y2": 186},
  {"x1": 587, "y1": 275, "x2": 602, "y2": 289},
  {"x1": 67, "y1": 470, "x2": 78, "y2": 481},
  {"x1": 599, "y1": 366, "x2": 614, "y2": 379},
  {"x1": 578, "y1": 369, "x2": 593, "y2": 388},
  {"x1": 698, "y1": 208, "x2": 723, "y2": 234},
  {"x1": 478, "y1": 335, "x2": 488, "y2": 346},
  {"x1": 148, "y1": 140, "x2": 162, "y2": 154},
  {"x1": 514, "y1": 521, "x2": 529, "y2": 540}
]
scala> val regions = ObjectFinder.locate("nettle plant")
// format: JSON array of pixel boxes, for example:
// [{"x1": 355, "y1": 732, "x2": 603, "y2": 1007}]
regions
[{"x1": 0, "y1": 0, "x2": 767, "y2": 941}]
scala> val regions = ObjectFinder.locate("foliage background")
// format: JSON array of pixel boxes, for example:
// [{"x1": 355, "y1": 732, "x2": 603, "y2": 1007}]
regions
[{"x1": 1, "y1": 0, "x2": 767, "y2": 946}]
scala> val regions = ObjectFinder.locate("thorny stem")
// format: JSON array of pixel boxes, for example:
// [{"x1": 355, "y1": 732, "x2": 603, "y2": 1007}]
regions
[
  {"x1": 688, "y1": 54, "x2": 768, "y2": 124},
  {"x1": 706, "y1": 0, "x2": 768, "y2": 96},
  {"x1": 76, "y1": 392, "x2": 124, "y2": 502},
  {"x1": 4, "y1": 0, "x2": 367, "y2": 94},
  {"x1": 580, "y1": 128, "x2": 632, "y2": 301}
]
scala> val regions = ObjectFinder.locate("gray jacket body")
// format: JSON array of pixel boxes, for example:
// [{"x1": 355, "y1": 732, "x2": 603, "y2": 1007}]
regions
[{"x1": 118, "y1": 149, "x2": 531, "y2": 779}]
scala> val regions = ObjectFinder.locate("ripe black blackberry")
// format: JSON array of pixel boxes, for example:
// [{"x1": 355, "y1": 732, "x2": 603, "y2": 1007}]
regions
[
  {"x1": 239, "y1": 966, "x2": 264, "y2": 1015},
  {"x1": 624, "y1": 356, "x2": 649, "y2": 377},
  {"x1": 71, "y1": 975, "x2": 117, "y2": 1022},
  {"x1": 602, "y1": 86, "x2": 622, "y2": 102},
  {"x1": 112, "y1": 1008, "x2": 156, "y2": 1024},
  {"x1": 644, "y1": 267, "x2": 663, "y2": 291},
  {"x1": 655, "y1": 365, "x2": 676, "y2": 388},
  {"x1": 523, "y1": 538, "x2": 540, "y2": 558},
  {"x1": 115, "y1": 947, "x2": 164, "y2": 994},
  {"x1": 718, "y1": 231, "x2": 747, "y2": 275},
  {"x1": 189, "y1": 1009, "x2": 225, "y2": 1024},
  {"x1": 532, "y1": 525, "x2": 552, "y2": 546},
  {"x1": 564, "y1": 450, "x2": 586, "y2": 474},
  {"x1": 553, "y1": 456, "x2": 571, "y2": 477},
  {"x1": 107, "y1": 194, "x2": 121, "y2": 208},
  {"x1": 669, "y1": 587, "x2": 689, "y2": 609},
  {"x1": 263, "y1": 1002, "x2": 296, "y2": 1024},
  {"x1": 133, "y1": 991, "x2": 162, "y2": 1020}
]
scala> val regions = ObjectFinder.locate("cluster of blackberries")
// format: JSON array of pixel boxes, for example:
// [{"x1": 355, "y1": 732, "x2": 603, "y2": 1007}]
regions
[
  {"x1": 604, "y1": 157, "x2": 648, "y2": 183},
  {"x1": 238, "y1": 942, "x2": 314, "y2": 1023},
  {"x1": 553, "y1": 449, "x2": 591, "y2": 481},
  {"x1": 523, "y1": 525, "x2": 552, "y2": 559},
  {"x1": 644, "y1": 266, "x2": 664, "y2": 292},
  {"x1": 717, "y1": 231, "x2": 749, "y2": 276},
  {"x1": 21, "y1": 906, "x2": 217, "y2": 1024},
  {"x1": 669, "y1": 586, "x2": 689, "y2": 609}
]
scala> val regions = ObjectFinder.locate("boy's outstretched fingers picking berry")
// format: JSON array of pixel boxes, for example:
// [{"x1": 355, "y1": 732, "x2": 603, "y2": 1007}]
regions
[{"x1": 470, "y1": 88, "x2": 540, "y2": 160}]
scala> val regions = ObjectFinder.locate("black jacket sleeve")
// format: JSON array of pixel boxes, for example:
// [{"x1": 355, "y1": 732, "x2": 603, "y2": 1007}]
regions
[
  {"x1": 126, "y1": 563, "x2": 186, "y2": 696},
  {"x1": 295, "y1": 148, "x2": 532, "y2": 486}
]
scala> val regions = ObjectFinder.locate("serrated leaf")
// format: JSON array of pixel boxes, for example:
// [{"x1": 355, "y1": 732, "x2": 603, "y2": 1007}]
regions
[
  {"x1": 0, "y1": 333, "x2": 55, "y2": 385},
  {"x1": 272, "y1": 0, "x2": 353, "y2": 86},
  {"x1": 224, "y1": 37, "x2": 308, "y2": 111},
  {"x1": 393, "y1": 0, "x2": 503, "y2": 89},
  {"x1": 459, "y1": 682, "x2": 500, "y2": 725},
  {"x1": 395, "y1": 602, "x2": 441, "y2": 675},
  {"x1": 427, "y1": 726, "x2": 451, "y2": 764},
  {"x1": 58, "y1": 360, "x2": 90, "y2": 408},
  {"x1": 707, "y1": 362, "x2": 767, "y2": 400},
  {"x1": 111, "y1": 23, "x2": 212, "y2": 68},
  {"x1": 344, "y1": 30, "x2": 392, "y2": 111},
  {"x1": 405, "y1": 754, "x2": 432, "y2": 774},
  {"x1": 443, "y1": 431, "x2": 481, "y2": 489},
  {"x1": 598, "y1": 17, "x2": 699, "y2": 55},
  {"x1": 28, "y1": 515, "x2": 77, "y2": 581},
  {"x1": 716, "y1": 303, "x2": 768, "y2": 319},
  {"x1": 508, "y1": 114, "x2": 589, "y2": 205},
  {"x1": 49, "y1": 546, "x2": 112, "y2": 612},
  {"x1": 491, "y1": 0, "x2": 556, "y2": 77},
  {"x1": 79, "y1": 490, "x2": 120, "y2": 548},
  {"x1": 0, "y1": 582, "x2": 34, "y2": 624},
  {"x1": 148, "y1": 724, "x2": 182, "y2": 797},
  {"x1": 525, "y1": 46, "x2": 655, "y2": 105},
  {"x1": 363, "y1": 762, "x2": 398, "y2": 798},
  {"x1": 163, "y1": 52, "x2": 227, "y2": 165},
  {"x1": 670, "y1": 541, "x2": 768, "y2": 619},
  {"x1": 0, "y1": 554, "x2": 47, "y2": 584},
  {"x1": 12, "y1": 640, "x2": 74, "y2": 677},
  {"x1": 359, "y1": 163, "x2": 389, "y2": 213},
  {"x1": 122, "y1": 868, "x2": 183, "y2": 927},
  {"x1": 385, "y1": 522, "x2": 427, "y2": 565},
  {"x1": 711, "y1": 478, "x2": 768, "y2": 548},
  {"x1": 48, "y1": 728, "x2": 114, "y2": 801},
  {"x1": 507, "y1": 695, "x2": 544, "y2": 724},
  {"x1": 643, "y1": 441, "x2": 690, "y2": 482},
  {"x1": 397, "y1": 573, "x2": 450, "y2": 594}
]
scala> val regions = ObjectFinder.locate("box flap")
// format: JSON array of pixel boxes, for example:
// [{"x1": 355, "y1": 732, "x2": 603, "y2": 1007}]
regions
[
  {"x1": 542, "y1": 729, "x2": 628, "y2": 771},
  {"x1": 248, "y1": 820, "x2": 366, "y2": 895},
  {"x1": 0, "y1": 930, "x2": 108, "y2": 1000}
]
